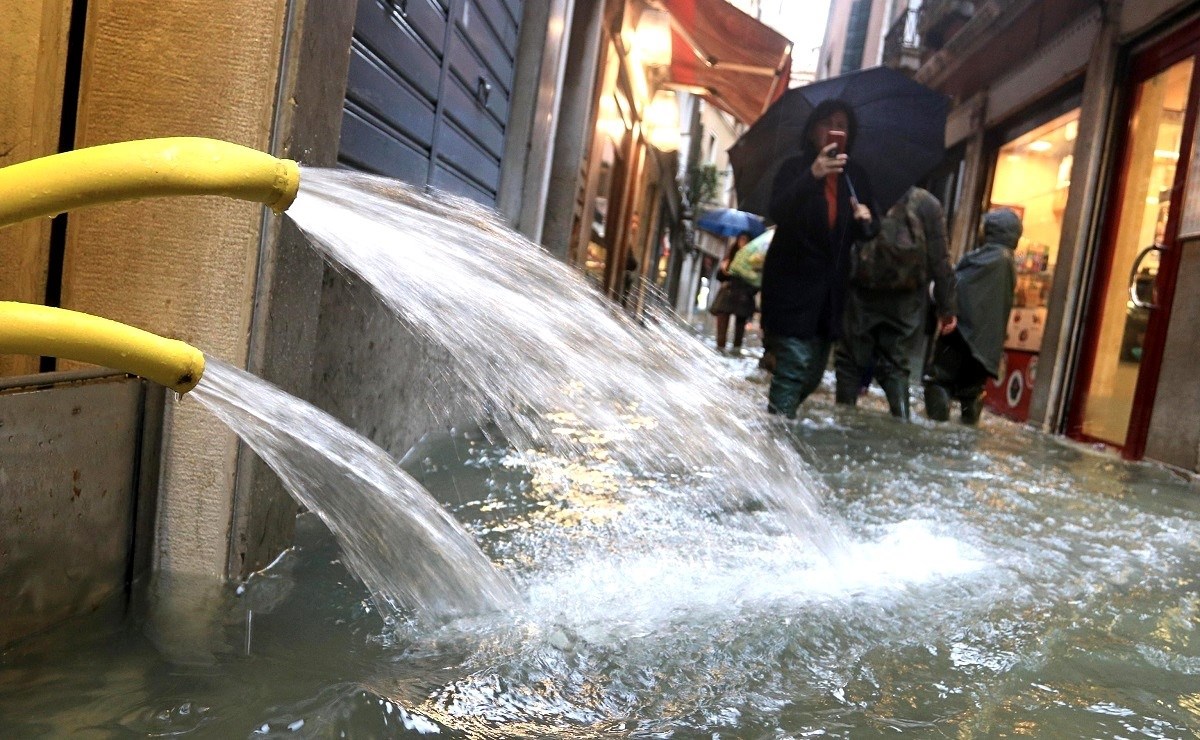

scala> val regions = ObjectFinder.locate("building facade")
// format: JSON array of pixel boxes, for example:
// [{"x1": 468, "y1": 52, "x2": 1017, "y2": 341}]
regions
[
  {"x1": 822, "y1": 0, "x2": 1200, "y2": 473},
  {"x1": 821, "y1": 0, "x2": 914, "y2": 78}
]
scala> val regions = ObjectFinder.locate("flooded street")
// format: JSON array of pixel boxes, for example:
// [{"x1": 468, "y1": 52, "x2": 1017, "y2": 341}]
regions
[{"x1": 3, "y1": 354, "x2": 1199, "y2": 737}]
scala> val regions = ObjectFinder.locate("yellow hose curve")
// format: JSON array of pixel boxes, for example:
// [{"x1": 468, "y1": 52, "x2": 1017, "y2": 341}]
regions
[
  {"x1": 0, "y1": 302, "x2": 205, "y2": 393},
  {"x1": 0, "y1": 137, "x2": 300, "y2": 229}
]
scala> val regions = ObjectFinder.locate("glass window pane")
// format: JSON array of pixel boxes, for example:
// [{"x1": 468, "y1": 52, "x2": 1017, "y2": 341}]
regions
[{"x1": 989, "y1": 109, "x2": 1081, "y2": 316}]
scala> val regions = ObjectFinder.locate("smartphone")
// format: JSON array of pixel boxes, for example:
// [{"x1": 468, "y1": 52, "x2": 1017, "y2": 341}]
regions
[{"x1": 825, "y1": 129, "x2": 847, "y2": 157}]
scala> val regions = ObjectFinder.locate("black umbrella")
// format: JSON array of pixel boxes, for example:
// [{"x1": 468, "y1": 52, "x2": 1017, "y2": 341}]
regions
[{"x1": 729, "y1": 66, "x2": 948, "y2": 217}]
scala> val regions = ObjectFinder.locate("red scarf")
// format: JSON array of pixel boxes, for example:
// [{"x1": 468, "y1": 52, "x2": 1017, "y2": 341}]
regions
[{"x1": 825, "y1": 175, "x2": 838, "y2": 228}]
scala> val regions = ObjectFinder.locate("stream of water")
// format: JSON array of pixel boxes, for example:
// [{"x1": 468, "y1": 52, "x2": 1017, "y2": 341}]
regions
[
  {"x1": 287, "y1": 168, "x2": 846, "y2": 558},
  {"x1": 190, "y1": 356, "x2": 517, "y2": 621}
]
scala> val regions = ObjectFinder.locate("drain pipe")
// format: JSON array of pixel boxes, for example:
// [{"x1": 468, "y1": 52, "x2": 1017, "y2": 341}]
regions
[
  {"x1": 0, "y1": 137, "x2": 300, "y2": 228},
  {"x1": 0, "y1": 302, "x2": 205, "y2": 394}
]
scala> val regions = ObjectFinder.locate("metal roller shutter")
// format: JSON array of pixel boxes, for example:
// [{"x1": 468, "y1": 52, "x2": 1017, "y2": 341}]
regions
[{"x1": 340, "y1": 0, "x2": 522, "y2": 207}]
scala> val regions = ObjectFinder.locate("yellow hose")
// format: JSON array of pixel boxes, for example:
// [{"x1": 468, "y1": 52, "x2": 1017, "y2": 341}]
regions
[
  {"x1": 0, "y1": 302, "x2": 205, "y2": 393},
  {"x1": 0, "y1": 137, "x2": 300, "y2": 228}
]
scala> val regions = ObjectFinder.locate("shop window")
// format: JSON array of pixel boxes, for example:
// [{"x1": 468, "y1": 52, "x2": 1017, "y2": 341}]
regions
[
  {"x1": 982, "y1": 107, "x2": 1081, "y2": 420},
  {"x1": 583, "y1": 75, "x2": 632, "y2": 287},
  {"x1": 1077, "y1": 58, "x2": 1192, "y2": 445},
  {"x1": 989, "y1": 108, "x2": 1081, "y2": 318}
]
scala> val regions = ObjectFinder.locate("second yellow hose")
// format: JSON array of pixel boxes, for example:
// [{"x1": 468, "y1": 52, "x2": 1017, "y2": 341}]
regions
[{"x1": 0, "y1": 302, "x2": 205, "y2": 393}]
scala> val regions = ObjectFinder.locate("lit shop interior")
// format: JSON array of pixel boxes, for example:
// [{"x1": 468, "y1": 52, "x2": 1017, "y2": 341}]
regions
[{"x1": 983, "y1": 107, "x2": 1080, "y2": 419}]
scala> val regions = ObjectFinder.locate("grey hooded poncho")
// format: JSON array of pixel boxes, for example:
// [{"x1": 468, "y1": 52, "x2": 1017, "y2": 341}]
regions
[{"x1": 954, "y1": 208, "x2": 1021, "y2": 378}]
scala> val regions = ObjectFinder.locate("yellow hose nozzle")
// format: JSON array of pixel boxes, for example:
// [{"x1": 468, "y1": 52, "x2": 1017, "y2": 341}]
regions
[
  {"x1": 0, "y1": 302, "x2": 205, "y2": 393},
  {"x1": 0, "y1": 137, "x2": 300, "y2": 229},
  {"x1": 0, "y1": 138, "x2": 299, "y2": 390}
]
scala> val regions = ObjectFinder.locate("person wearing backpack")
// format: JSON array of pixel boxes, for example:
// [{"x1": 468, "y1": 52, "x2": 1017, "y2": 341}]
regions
[
  {"x1": 759, "y1": 99, "x2": 880, "y2": 418},
  {"x1": 833, "y1": 186, "x2": 957, "y2": 419},
  {"x1": 923, "y1": 207, "x2": 1021, "y2": 424}
]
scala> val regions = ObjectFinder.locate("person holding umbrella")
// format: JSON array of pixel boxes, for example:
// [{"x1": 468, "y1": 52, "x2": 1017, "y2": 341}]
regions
[
  {"x1": 710, "y1": 231, "x2": 757, "y2": 354},
  {"x1": 758, "y1": 99, "x2": 879, "y2": 418},
  {"x1": 695, "y1": 207, "x2": 766, "y2": 355}
]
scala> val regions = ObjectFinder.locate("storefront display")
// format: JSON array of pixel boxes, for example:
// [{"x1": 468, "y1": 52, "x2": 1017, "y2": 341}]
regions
[
  {"x1": 983, "y1": 108, "x2": 1081, "y2": 421},
  {"x1": 985, "y1": 350, "x2": 1038, "y2": 421}
]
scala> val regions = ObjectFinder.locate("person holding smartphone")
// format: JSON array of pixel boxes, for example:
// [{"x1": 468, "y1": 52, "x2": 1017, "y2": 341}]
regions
[{"x1": 759, "y1": 99, "x2": 879, "y2": 418}]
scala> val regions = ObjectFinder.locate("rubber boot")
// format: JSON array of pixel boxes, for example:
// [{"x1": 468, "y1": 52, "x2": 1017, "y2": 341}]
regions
[
  {"x1": 834, "y1": 381, "x2": 859, "y2": 406},
  {"x1": 923, "y1": 383, "x2": 951, "y2": 422},
  {"x1": 880, "y1": 375, "x2": 910, "y2": 420},
  {"x1": 960, "y1": 392, "x2": 985, "y2": 425},
  {"x1": 833, "y1": 363, "x2": 861, "y2": 407}
]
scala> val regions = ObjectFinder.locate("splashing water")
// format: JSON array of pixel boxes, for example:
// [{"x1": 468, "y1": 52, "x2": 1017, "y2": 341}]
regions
[
  {"x1": 288, "y1": 168, "x2": 848, "y2": 557},
  {"x1": 191, "y1": 356, "x2": 518, "y2": 620},
  {"x1": 5, "y1": 372, "x2": 1200, "y2": 737}
]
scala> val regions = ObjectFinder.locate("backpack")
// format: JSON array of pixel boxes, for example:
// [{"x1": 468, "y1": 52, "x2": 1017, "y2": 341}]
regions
[{"x1": 848, "y1": 188, "x2": 927, "y2": 291}]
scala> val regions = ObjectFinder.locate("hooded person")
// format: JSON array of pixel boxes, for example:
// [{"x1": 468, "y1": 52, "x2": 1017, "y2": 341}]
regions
[
  {"x1": 922, "y1": 207, "x2": 1021, "y2": 424},
  {"x1": 759, "y1": 99, "x2": 880, "y2": 418}
]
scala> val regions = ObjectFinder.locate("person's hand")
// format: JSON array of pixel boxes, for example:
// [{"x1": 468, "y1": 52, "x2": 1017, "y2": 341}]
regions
[
  {"x1": 851, "y1": 200, "x2": 871, "y2": 223},
  {"x1": 937, "y1": 315, "x2": 958, "y2": 336},
  {"x1": 719, "y1": 259, "x2": 731, "y2": 272},
  {"x1": 810, "y1": 143, "x2": 847, "y2": 178}
]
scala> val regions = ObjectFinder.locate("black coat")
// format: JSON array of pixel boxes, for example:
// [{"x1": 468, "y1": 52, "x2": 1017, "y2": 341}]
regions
[
  {"x1": 955, "y1": 208, "x2": 1020, "y2": 377},
  {"x1": 760, "y1": 152, "x2": 878, "y2": 340}
]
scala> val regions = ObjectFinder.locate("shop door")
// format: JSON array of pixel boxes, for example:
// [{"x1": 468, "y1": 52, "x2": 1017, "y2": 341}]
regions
[{"x1": 1068, "y1": 31, "x2": 1200, "y2": 457}]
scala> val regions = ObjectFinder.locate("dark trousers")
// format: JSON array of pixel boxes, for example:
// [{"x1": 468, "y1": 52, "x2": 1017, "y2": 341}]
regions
[
  {"x1": 767, "y1": 336, "x2": 832, "y2": 418},
  {"x1": 834, "y1": 288, "x2": 925, "y2": 417},
  {"x1": 715, "y1": 313, "x2": 749, "y2": 350}
]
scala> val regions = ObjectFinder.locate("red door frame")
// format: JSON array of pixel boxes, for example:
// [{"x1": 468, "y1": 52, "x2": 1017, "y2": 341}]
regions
[{"x1": 1066, "y1": 18, "x2": 1200, "y2": 459}]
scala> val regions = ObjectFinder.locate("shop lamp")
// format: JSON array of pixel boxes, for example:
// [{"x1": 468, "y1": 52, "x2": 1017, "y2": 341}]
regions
[
  {"x1": 636, "y1": 9, "x2": 673, "y2": 68},
  {"x1": 644, "y1": 89, "x2": 680, "y2": 151}
]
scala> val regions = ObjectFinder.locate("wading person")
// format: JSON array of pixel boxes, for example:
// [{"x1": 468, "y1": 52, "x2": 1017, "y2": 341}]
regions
[
  {"x1": 759, "y1": 99, "x2": 879, "y2": 418},
  {"x1": 923, "y1": 207, "x2": 1021, "y2": 424},
  {"x1": 833, "y1": 186, "x2": 957, "y2": 419},
  {"x1": 710, "y1": 231, "x2": 757, "y2": 354}
]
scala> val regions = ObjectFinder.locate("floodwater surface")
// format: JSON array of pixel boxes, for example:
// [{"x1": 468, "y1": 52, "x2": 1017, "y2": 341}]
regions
[
  {"x1": 3, "y1": 360, "x2": 1198, "y2": 738},
  {"x1": 3, "y1": 172, "x2": 1198, "y2": 737}
]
